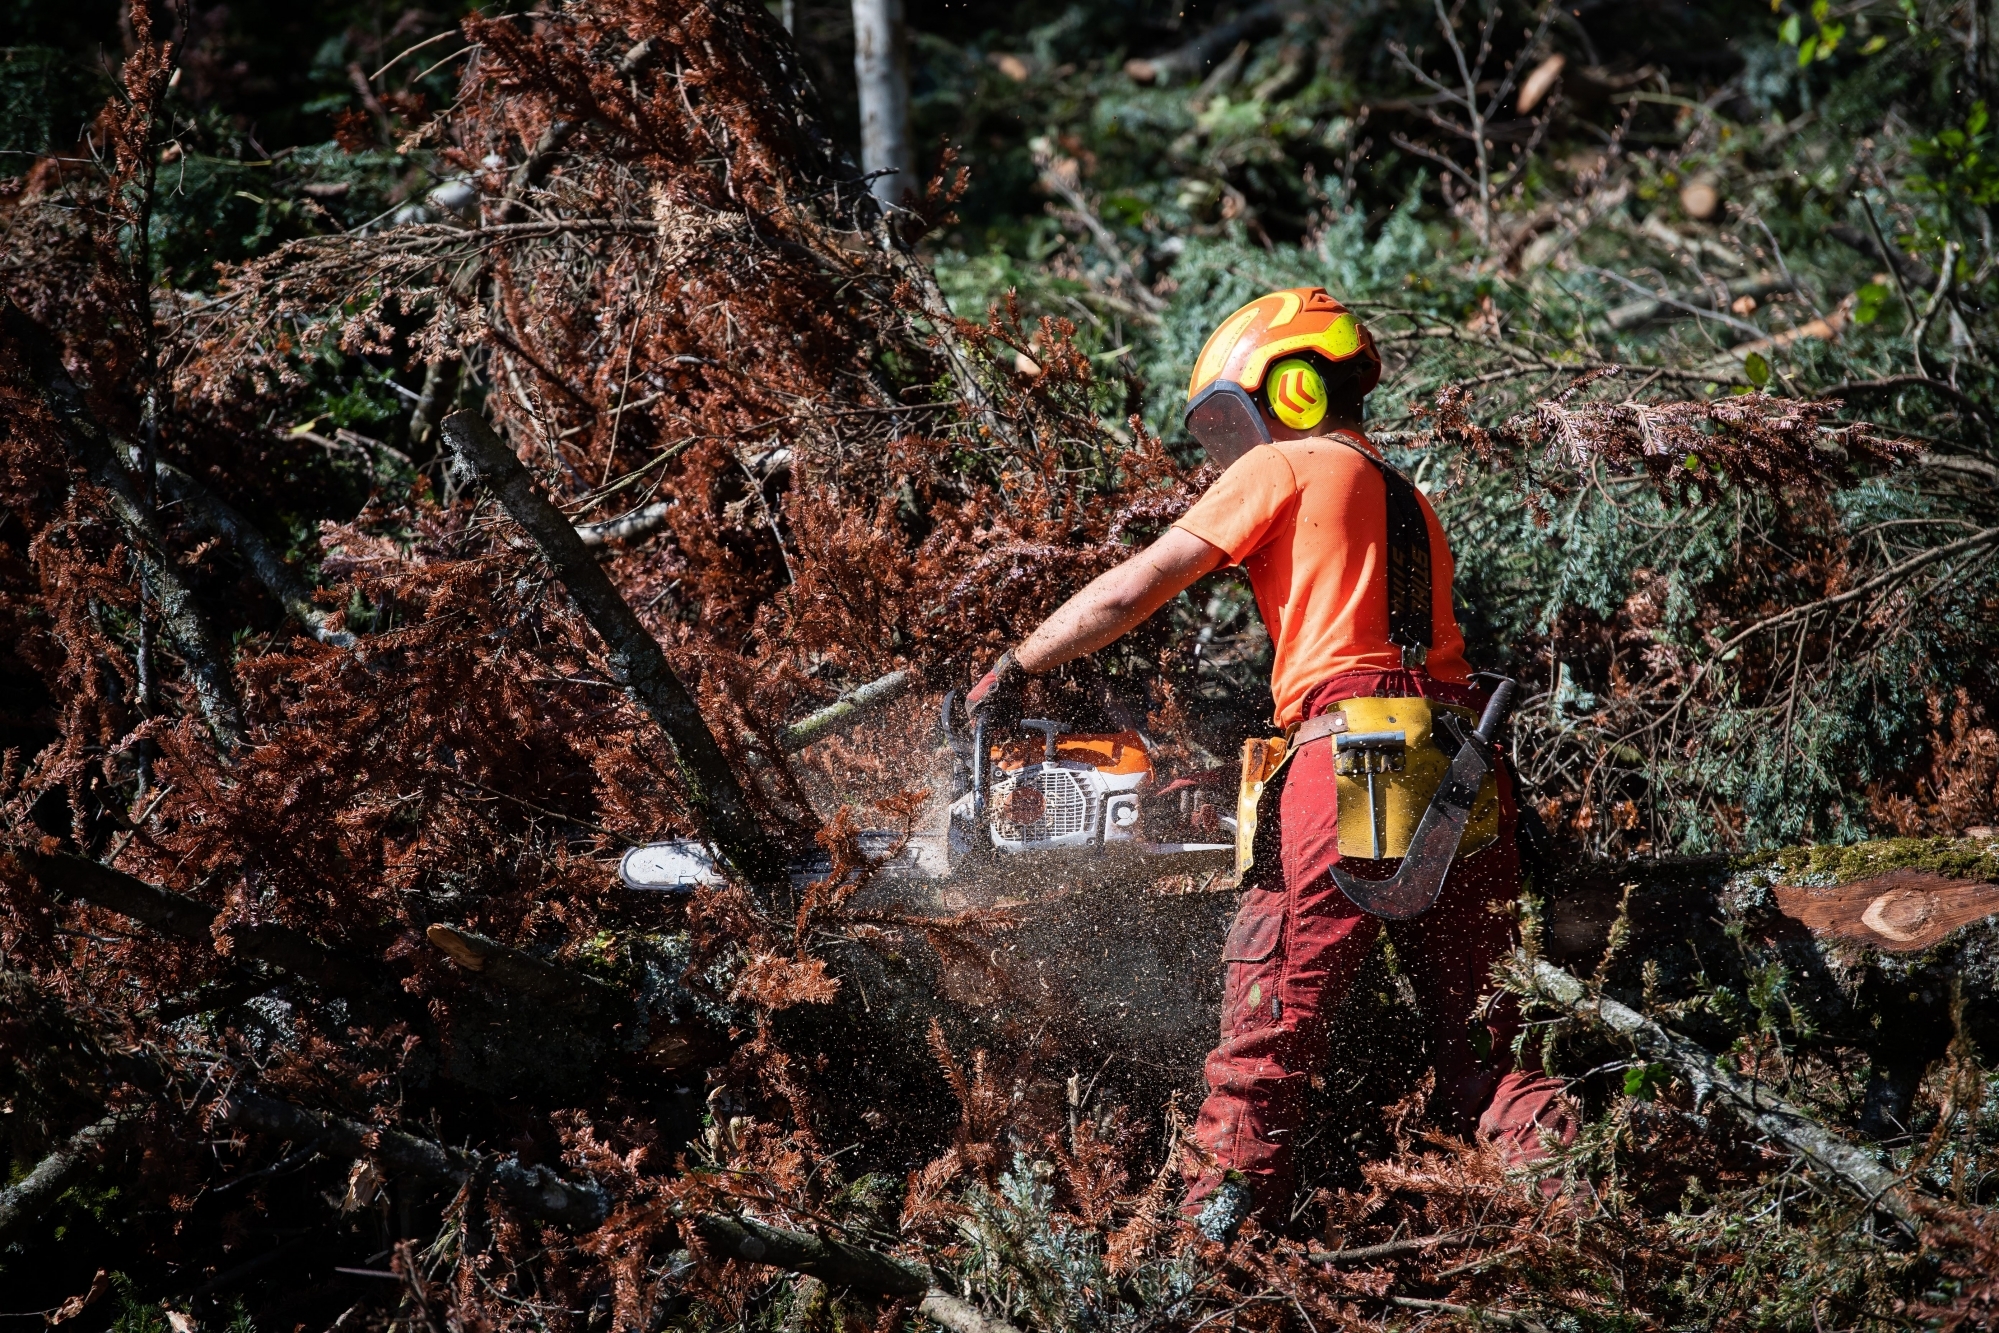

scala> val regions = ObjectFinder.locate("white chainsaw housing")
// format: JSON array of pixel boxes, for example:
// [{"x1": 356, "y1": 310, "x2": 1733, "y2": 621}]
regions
[{"x1": 948, "y1": 758, "x2": 1151, "y2": 861}]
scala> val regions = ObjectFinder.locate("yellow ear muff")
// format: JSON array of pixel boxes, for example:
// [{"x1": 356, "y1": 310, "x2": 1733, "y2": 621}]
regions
[{"x1": 1266, "y1": 357, "x2": 1328, "y2": 431}]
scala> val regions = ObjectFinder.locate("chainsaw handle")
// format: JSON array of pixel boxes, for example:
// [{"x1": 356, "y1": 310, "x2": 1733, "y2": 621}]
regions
[{"x1": 1473, "y1": 676, "x2": 1518, "y2": 747}]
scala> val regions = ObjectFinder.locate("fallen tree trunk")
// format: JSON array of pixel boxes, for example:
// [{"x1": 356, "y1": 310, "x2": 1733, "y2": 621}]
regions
[
  {"x1": 443, "y1": 409, "x2": 788, "y2": 893},
  {"x1": 693, "y1": 1212, "x2": 929, "y2": 1298},
  {"x1": 1538, "y1": 842, "x2": 1999, "y2": 1088},
  {"x1": 690, "y1": 1214, "x2": 1023, "y2": 1333},
  {"x1": 216, "y1": 1087, "x2": 1019, "y2": 1332},
  {"x1": 0, "y1": 1113, "x2": 126, "y2": 1241},
  {"x1": 423, "y1": 923, "x2": 726, "y2": 1071},
  {"x1": 13, "y1": 850, "x2": 705, "y2": 1091},
  {"x1": 215, "y1": 1088, "x2": 609, "y2": 1229},
  {"x1": 425, "y1": 923, "x2": 634, "y2": 1023},
  {"x1": 1515, "y1": 954, "x2": 1921, "y2": 1228}
]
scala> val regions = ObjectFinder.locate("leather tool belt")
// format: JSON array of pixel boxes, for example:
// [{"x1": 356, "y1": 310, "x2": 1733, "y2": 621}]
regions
[{"x1": 1233, "y1": 695, "x2": 1500, "y2": 886}]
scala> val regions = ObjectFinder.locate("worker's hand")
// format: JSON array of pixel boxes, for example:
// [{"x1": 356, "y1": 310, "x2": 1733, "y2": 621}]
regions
[{"x1": 965, "y1": 649, "x2": 1028, "y2": 729}]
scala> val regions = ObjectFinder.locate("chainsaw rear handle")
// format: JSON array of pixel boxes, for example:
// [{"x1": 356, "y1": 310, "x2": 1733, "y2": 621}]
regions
[{"x1": 1474, "y1": 676, "x2": 1517, "y2": 747}]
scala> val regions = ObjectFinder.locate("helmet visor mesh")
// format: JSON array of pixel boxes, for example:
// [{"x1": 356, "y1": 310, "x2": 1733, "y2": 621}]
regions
[{"x1": 1184, "y1": 382, "x2": 1272, "y2": 456}]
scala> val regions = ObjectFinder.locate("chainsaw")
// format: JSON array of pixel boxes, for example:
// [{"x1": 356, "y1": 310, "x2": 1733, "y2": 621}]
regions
[
  {"x1": 938, "y1": 692, "x2": 1234, "y2": 872},
  {"x1": 618, "y1": 685, "x2": 1235, "y2": 892}
]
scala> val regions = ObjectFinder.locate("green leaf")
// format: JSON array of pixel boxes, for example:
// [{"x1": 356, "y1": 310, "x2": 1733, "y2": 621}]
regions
[
  {"x1": 1778, "y1": 13, "x2": 1801, "y2": 44},
  {"x1": 1797, "y1": 33, "x2": 1818, "y2": 65},
  {"x1": 1853, "y1": 281, "x2": 1891, "y2": 325},
  {"x1": 1817, "y1": 20, "x2": 1844, "y2": 56},
  {"x1": 1861, "y1": 33, "x2": 1887, "y2": 53},
  {"x1": 1744, "y1": 352, "x2": 1771, "y2": 387},
  {"x1": 1624, "y1": 1063, "x2": 1670, "y2": 1101},
  {"x1": 1810, "y1": 0, "x2": 1828, "y2": 21},
  {"x1": 1972, "y1": 100, "x2": 1991, "y2": 136}
]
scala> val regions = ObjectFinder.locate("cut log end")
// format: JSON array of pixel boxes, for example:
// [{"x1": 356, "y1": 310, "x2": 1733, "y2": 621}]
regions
[
  {"x1": 425, "y1": 922, "x2": 490, "y2": 971},
  {"x1": 1773, "y1": 868, "x2": 1999, "y2": 953}
]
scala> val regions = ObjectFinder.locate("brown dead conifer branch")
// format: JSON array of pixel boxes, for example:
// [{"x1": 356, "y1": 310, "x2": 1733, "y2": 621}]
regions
[
  {"x1": 441, "y1": 408, "x2": 788, "y2": 892},
  {"x1": 868, "y1": 214, "x2": 1019, "y2": 448},
  {"x1": 488, "y1": 42, "x2": 658, "y2": 229},
  {"x1": 1710, "y1": 525, "x2": 1999, "y2": 652},
  {"x1": 5, "y1": 303, "x2": 247, "y2": 749},
  {"x1": 1516, "y1": 955, "x2": 1922, "y2": 1228}
]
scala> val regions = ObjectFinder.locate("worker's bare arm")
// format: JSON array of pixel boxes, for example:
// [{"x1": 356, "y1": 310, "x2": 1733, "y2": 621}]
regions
[{"x1": 1014, "y1": 527, "x2": 1228, "y2": 674}]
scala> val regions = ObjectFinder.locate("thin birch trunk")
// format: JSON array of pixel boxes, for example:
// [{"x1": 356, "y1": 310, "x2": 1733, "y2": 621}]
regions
[{"x1": 851, "y1": 0, "x2": 913, "y2": 205}]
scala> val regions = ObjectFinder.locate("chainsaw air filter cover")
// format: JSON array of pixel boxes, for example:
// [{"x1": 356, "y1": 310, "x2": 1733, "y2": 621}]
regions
[{"x1": 952, "y1": 727, "x2": 1155, "y2": 857}]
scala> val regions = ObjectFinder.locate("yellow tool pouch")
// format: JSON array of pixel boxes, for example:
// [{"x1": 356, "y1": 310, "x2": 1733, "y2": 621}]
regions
[{"x1": 1235, "y1": 696, "x2": 1500, "y2": 886}]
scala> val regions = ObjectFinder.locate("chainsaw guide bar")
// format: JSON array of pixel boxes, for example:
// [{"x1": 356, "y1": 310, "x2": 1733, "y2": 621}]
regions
[{"x1": 619, "y1": 834, "x2": 1235, "y2": 893}]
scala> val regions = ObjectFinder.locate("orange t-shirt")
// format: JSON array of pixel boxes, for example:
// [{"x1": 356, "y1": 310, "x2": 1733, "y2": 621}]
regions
[{"x1": 1173, "y1": 432, "x2": 1470, "y2": 725}]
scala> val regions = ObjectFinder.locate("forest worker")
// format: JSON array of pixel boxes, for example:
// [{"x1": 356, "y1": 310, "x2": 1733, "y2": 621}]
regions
[{"x1": 964, "y1": 287, "x2": 1575, "y2": 1237}]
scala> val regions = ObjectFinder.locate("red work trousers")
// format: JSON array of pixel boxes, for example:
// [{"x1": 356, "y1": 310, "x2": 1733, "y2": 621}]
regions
[{"x1": 1189, "y1": 670, "x2": 1573, "y2": 1215}]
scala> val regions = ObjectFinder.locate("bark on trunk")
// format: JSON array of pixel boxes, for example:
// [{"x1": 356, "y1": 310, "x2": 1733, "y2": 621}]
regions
[
  {"x1": 0, "y1": 1114, "x2": 125, "y2": 1241},
  {"x1": 207, "y1": 1087, "x2": 1021, "y2": 1330},
  {"x1": 16, "y1": 849, "x2": 721, "y2": 1087},
  {"x1": 441, "y1": 409, "x2": 788, "y2": 893},
  {"x1": 851, "y1": 0, "x2": 914, "y2": 206}
]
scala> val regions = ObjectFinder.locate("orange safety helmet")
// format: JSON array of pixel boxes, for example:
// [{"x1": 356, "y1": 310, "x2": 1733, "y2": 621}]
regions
[{"x1": 1183, "y1": 287, "x2": 1381, "y2": 455}]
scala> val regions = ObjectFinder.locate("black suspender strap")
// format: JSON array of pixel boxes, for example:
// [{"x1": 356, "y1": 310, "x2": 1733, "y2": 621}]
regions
[
  {"x1": 1334, "y1": 434, "x2": 1434, "y2": 663},
  {"x1": 1378, "y1": 460, "x2": 1434, "y2": 656}
]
